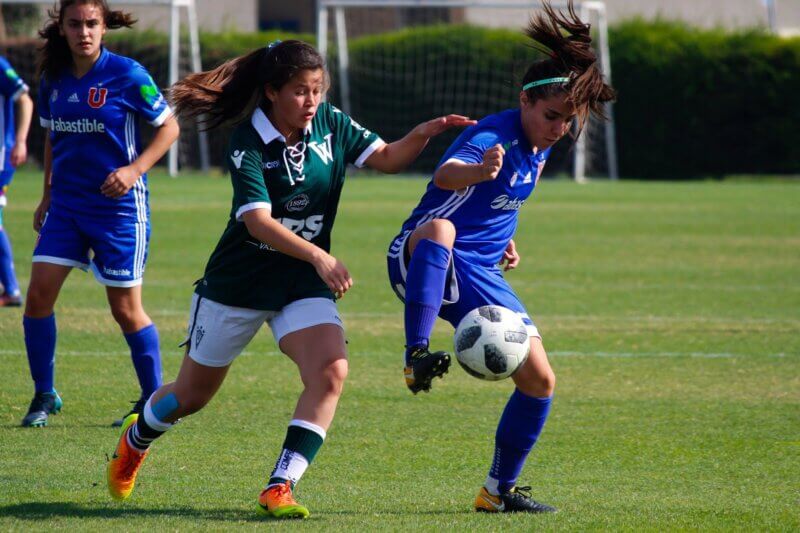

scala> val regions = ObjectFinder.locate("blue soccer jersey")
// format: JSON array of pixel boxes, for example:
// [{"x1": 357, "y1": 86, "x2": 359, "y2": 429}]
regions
[
  {"x1": 37, "y1": 47, "x2": 171, "y2": 216},
  {"x1": 399, "y1": 109, "x2": 550, "y2": 267},
  {"x1": 0, "y1": 55, "x2": 29, "y2": 180}
]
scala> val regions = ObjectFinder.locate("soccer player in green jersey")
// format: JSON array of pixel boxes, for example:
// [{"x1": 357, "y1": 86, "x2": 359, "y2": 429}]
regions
[{"x1": 107, "y1": 39, "x2": 475, "y2": 518}]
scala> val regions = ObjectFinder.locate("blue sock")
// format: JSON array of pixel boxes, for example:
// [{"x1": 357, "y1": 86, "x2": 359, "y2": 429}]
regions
[
  {"x1": 23, "y1": 314, "x2": 57, "y2": 394},
  {"x1": 124, "y1": 324, "x2": 163, "y2": 398},
  {"x1": 488, "y1": 389, "x2": 552, "y2": 494},
  {"x1": 0, "y1": 228, "x2": 20, "y2": 296},
  {"x1": 403, "y1": 238, "x2": 450, "y2": 364}
]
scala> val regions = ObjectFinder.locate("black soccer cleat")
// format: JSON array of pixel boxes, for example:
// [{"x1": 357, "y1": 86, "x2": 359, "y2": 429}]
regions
[
  {"x1": 111, "y1": 398, "x2": 147, "y2": 427},
  {"x1": 404, "y1": 347, "x2": 451, "y2": 394},
  {"x1": 21, "y1": 390, "x2": 63, "y2": 427},
  {"x1": 475, "y1": 486, "x2": 557, "y2": 514}
]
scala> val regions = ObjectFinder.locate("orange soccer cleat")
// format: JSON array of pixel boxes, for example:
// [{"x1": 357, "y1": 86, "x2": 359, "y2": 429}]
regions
[
  {"x1": 107, "y1": 414, "x2": 149, "y2": 501},
  {"x1": 257, "y1": 480, "x2": 310, "y2": 519}
]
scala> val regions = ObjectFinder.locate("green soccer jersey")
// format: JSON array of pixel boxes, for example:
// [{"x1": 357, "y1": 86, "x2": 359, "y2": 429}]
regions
[{"x1": 195, "y1": 102, "x2": 384, "y2": 310}]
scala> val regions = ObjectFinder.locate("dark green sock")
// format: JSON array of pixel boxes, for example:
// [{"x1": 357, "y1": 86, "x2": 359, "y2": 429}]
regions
[{"x1": 268, "y1": 423, "x2": 325, "y2": 487}]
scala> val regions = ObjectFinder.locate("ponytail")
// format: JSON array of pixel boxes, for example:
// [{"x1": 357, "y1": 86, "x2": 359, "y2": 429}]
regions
[
  {"x1": 171, "y1": 40, "x2": 325, "y2": 131},
  {"x1": 38, "y1": 0, "x2": 135, "y2": 80},
  {"x1": 522, "y1": 0, "x2": 615, "y2": 126}
]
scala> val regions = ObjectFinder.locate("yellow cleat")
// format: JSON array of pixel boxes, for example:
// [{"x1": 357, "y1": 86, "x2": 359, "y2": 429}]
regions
[
  {"x1": 107, "y1": 413, "x2": 149, "y2": 501},
  {"x1": 257, "y1": 481, "x2": 310, "y2": 519}
]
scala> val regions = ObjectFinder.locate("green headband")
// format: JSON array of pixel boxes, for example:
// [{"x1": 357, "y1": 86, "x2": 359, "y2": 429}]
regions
[{"x1": 522, "y1": 77, "x2": 570, "y2": 91}]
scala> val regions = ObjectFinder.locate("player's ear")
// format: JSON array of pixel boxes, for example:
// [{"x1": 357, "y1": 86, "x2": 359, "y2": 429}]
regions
[
  {"x1": 264, "y1": 85, "x2": 278, "y2": 103},
  {"x1": 519, "y1": 90, "x2": 531, "y2": 108}
]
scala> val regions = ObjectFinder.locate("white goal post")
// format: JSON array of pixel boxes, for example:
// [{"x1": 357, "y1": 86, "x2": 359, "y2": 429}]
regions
[
  {"x1": 2, "y1": 0, "x2": 209, "y2": 176},
  {"x1": 317, "y1": 0, "x2": 618, "y2": 180}
]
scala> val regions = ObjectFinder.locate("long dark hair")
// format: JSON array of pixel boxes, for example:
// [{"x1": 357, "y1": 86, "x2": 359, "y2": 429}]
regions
[
  {"x1": 38, "y1": 0, "x2": 136, "y2": 80},
  {"x1": 522, "y1": 0, "x2": 615, "y2": 128},
  {"x1": 170, "y1": 40, "x2": 325, "y2": 131}
]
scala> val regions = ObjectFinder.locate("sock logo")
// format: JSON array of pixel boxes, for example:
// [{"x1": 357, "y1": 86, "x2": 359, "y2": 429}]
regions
[{"x1": 88, "y1": 87, "x2": 108, "y2": 108}]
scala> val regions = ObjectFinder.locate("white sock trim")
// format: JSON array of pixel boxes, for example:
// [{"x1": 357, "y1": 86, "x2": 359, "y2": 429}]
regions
[
  {"x1": 289, "y1": 418, "x2": 326, "y2": 440},
  {"x1": 484, "y1": 476, "x2": 501, "y2": 496},
  {"x1": 143, "y1": 397, "x2": 173, "y2": 432}
]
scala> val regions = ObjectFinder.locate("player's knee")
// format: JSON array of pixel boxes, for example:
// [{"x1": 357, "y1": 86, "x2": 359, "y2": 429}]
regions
[
  {"x1": 110, "y1": 303, "x2": 147, "y2": 331},
  {"x1": 414, "y1": 218, "x2": 456, "y2": 250},
  {"x1": 427, "y1": 218, "x2": 456, "y2": 246},
  {"x1": 24, "y1": 282, "x2": 55, "y2": 316},
  {"x1": 310, "y1": 357, "x2": 348, "y2": 397},
  {"x1": 518, "y1": 366, "x2": 556, "y2": 397}
]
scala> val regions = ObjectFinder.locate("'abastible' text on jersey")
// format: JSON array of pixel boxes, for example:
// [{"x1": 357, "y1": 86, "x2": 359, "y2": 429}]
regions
[
  {"x1": 196, "y1": 102, "x2": 384, "y2": 310},
  {"x1": 37, "y1": 47, "x2": 172, "y2": 216},
  {"x1": 400, "y1": 109, "x2": 550, "y2": 267}
]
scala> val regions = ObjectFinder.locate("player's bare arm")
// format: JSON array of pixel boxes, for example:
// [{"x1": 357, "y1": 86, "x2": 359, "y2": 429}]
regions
[
  {"x1": 365, "y1": 114, "x2": 476, "y2": 174},
  {"x1": 11, "y1": 92, "x2": 33, "y2": 167},
  {"x1": 242, "y1": 209, "x2": 353, "y2": 296},
  {"x1": 433, "y1": 143, "x2": 505, "y2": 190},
  {"x1": 101, "y1": 115, "x2": 180, "y2": 199}
]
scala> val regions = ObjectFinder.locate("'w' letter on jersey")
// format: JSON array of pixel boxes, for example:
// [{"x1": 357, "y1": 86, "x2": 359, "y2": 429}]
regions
[
  {"x1": 309, "y1": 133, "x2": 334, "y2": 165},
  {"x1": 88, "y1": 87, "x2": 108, "y2": 109}
]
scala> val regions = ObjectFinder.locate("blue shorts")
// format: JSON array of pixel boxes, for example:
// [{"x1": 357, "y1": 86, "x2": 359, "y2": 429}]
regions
[
  {"x1": 387, "y1": 230, "x2": 540, "y2": 338},
  {"x1": 33, "y1": 208, "x2": 150, "y2": 287}
]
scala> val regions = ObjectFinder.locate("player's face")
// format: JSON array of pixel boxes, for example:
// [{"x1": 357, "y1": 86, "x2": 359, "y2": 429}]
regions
[
  {"x1": 60, "y1": 3, "x2": 107, "y2": 60},
  {"x1": 520, "y1": 92, "x2": 575, "y2": 150},
  {"x1": 266, "y1": 68, "x2": 325, "y2": 134}
]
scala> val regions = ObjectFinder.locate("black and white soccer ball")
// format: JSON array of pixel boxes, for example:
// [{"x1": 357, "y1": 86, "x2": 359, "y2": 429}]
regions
[{"x1": 454, "y1": 305, "x2": 530, "y2": 381}]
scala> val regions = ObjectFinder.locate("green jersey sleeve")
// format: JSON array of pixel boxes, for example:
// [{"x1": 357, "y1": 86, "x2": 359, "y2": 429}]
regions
[
  {"x1": 228, "y1": 124, "x2": 269, "y2": 221},
  {"x1": 327, "y1": 104, "x2": 385, "y2": 168}
]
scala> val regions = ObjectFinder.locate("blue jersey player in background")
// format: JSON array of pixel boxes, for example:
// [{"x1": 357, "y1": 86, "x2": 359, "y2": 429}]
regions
[
  {"x1": 0, "y1": 56, "x2": 33, "y2": 307},
  {"x1": 21, "y1": 0, "x2": 179, "y2": 428},
  {"x1": 387, "y1": 1, "x2": 615, "y2": 513}
]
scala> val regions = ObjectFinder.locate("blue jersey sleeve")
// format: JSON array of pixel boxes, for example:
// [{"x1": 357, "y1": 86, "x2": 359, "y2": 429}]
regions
[
  {"x1": 37, "y1": 78, "x2": 52, "y2": 128},
  {"x1": 121, "y1": 63, "x2": 172, "y2": 126},
  {"x1": 0, "y1": 56, "x2": 28, "y2": 101},
  {"x1": 447, "y1": 129, "x2": 502, "y2": 165}
]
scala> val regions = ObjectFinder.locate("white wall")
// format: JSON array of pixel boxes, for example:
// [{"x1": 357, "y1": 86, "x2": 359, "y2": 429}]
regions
[
  {"x1": 113, "y1": 0, "x2": 258, "y2": 33},
  {"x1": 464, "y1": 0, "x2": 799, "y2": 32}
]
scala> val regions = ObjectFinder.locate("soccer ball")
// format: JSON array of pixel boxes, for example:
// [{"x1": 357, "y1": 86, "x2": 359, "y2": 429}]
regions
[{"x1": 454, "y1": 306, "x2": 530, "y2": 381}]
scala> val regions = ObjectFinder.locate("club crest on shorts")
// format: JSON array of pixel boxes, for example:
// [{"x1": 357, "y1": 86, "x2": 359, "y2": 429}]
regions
[
  {"x1": 195, "y1": 325, "x2": 205, "y2": 348},
  {"x1": 88, "y1": 87, "x2": 108, "y2": 109}
]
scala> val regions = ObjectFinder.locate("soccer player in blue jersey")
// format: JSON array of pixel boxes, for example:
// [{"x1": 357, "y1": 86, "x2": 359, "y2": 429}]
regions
[
  {"x1": 387, "y1": 1, "x2": 615, "y2": 513},
  {"x1": 20, "y1": 0, "x2": 179, "y2": 428},
  {"x1": 0, "y1": 56, "x2": 33, "y2": 307},
  {"x1": 105, "y1": 40, "x2": 473, "y2": 519}
]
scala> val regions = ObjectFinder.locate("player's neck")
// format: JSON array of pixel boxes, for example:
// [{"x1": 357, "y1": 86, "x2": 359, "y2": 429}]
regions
[
  {"x1": 71, "y1": 49, "x2": 102, "y2": 79},
  {"x1": 268, "y1": 110, "x2": 301, "y2": 144}
]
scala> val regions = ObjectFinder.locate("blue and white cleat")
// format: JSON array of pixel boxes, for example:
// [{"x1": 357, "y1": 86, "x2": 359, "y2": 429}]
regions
[{"x1": 21, "y1": 390, "x2": 63, "y2": 427}]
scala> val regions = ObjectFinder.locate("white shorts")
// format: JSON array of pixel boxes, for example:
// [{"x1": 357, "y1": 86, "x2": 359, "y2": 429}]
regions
[{"x1": 183, "y1": 294, "x2": 343, "y2": 367}]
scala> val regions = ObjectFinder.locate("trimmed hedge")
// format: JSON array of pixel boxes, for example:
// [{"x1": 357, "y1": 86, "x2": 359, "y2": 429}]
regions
[
  {"x1": 610, "y1": 19, "x2": 800, "y2": 178},
  {"x1": 3, "y1": 22, "x2": 799, "y2": 177}
]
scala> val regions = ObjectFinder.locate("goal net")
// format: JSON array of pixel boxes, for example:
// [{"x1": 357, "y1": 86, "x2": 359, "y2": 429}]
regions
[{"x1": 317, "y1": 0, "x2": 617, "y2": 180}]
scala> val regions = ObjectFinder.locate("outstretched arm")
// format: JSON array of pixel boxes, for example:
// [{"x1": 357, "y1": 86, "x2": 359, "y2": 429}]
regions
[{"x1": 364, "y1": 115, "x2": 475, "y2": 174}]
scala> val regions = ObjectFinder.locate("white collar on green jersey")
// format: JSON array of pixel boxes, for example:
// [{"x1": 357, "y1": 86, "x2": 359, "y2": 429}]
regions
[{"x1": 251, "y1": 107, "x2": 312, "y2": 145}]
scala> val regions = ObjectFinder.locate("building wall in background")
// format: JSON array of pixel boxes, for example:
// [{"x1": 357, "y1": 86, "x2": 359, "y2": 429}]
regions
[
  {"x1": 464, "y1": 0, "x2": 799, "y2": 33},
  {"x1": 113, "y1": 0, "x2": 258, "y2": 32}
]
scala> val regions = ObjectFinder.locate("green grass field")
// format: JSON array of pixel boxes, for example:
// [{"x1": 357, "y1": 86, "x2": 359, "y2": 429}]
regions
[{"x1": 0, "y1": 169, "x2": 798, "y2": 530}]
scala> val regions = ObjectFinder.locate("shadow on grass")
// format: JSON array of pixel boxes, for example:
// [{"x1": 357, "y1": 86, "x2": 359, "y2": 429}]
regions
[
  {"x1": 0, "y1": 502, "x2": 266, "y2": 522},
  {"x1": 0, "y1": 502, "x2": 469, "y2": 521}
]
